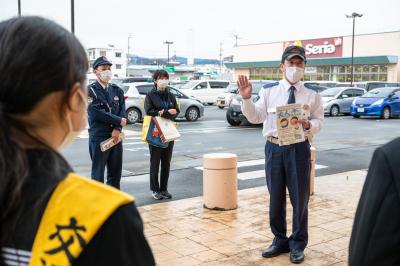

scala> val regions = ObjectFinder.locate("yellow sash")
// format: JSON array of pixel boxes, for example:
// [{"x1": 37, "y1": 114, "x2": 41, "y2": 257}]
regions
[{"x1": 29, "y1": 173, "x2": 134, "y2": 266}]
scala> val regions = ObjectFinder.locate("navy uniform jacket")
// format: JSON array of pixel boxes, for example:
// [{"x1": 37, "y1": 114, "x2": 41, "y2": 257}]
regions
[{"x1": 87, "y1": 81, "x2": 126, "y2": 138}]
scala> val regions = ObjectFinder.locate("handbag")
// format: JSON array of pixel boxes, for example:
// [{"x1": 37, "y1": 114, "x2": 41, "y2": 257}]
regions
[{"x1": 142, "y1": 115, "x2": 169, "y2": 148}]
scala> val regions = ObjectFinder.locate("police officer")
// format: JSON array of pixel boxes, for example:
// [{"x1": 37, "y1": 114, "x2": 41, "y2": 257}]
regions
[
  {"x1": 87, "y1": 56, "x2": 127, "y2": 189},
  {"x1": 238, "y1": 46, "x2": 324, "y2": 264}
]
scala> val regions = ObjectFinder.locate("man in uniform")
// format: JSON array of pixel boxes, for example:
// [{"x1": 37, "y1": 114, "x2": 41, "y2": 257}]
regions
[
  {"x1": 237, "y1": 46, "x2": 324, "y2": 264},
  {"x1": 87, "y1": 56, "x2": 127, "y2": 189}
]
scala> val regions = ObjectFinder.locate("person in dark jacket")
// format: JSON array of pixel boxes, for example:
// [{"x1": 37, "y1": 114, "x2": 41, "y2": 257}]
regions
[
  {"x1": 349, "y1": 137, "x2": 400, "y2": 265},
  {"x1": 144, "y1": 70, "x2": 180, "y2": 200},
  {"x1": 0, "y1": 16, "x2": 155, "y2": 266}
]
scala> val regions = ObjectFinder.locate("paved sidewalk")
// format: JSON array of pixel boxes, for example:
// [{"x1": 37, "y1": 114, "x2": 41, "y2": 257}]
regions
[{"x1": 138, "y1": 170, "x2": 366, "y2": 266}]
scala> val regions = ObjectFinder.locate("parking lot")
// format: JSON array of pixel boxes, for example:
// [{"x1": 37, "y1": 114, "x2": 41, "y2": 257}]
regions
[{"x1": 62, "y1": 106, "x2": 400, "y2": 206}]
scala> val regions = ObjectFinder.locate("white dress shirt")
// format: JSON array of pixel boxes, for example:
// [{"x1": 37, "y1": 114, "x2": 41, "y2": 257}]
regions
[{"x1": 242, "y1": 79, "x2": 324, "y2": 138}]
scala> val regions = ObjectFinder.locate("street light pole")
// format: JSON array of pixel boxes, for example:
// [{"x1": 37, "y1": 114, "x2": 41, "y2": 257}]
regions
[
  {"x1": 127, "y1": 34, "x2": 133, "y2": 76},
  {"x1": 71, "y1": 0, "x2": 75, "y2": 34},
  {"x1": 346, "y1": 12, "x2": 363, "y2": 86},
  {"x1": 164, "y1": 41, "x2": 173, "y2": 64},
  {"x1": 18, "y1": 0, "x2": 21, "y2": 16}
]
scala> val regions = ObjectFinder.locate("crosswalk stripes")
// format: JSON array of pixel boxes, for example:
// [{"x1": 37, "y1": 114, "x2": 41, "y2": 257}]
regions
[{"x1": 194, "y1": 159, "x2": 328, "y2": 181}]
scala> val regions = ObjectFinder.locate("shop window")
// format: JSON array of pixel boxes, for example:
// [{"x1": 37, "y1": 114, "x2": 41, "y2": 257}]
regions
[
  {"x1": 362, "y1": 66, "x2": 370, "y2": 73},
  {"x1": 379, "y1": 74, "x2": 387, "y2": 81},
  {"x1": 355, "y1": 66, "x2": 362, "y2": 73},
  {"x1": 380, "y1": 65, "x2": 388, "y2": 72},
  {"x1": 371, "y1": 65, "x2": 379, "y2": 73}
]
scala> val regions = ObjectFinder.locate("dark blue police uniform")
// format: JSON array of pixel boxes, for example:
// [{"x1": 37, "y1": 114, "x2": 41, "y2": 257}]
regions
[{"x1": 87, "y1": 57, "x2": 126, "y2": 189}]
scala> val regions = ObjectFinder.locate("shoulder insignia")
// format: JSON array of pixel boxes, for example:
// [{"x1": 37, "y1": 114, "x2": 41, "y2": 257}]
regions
[
  {"x1": 263, "y1": 82, "x2": 279, "y2": 89},
  {"x1": 304, "y1": 83, "x2": 320, "y2": 93}
]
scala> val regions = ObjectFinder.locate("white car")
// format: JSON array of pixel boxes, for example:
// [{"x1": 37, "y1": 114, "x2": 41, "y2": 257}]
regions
[
  {"x1": 180, "y1": 80, "x2": 230, "y2": 105},
  {"x1": 216, "y1": 83, "x2": 238, "y2": 109}
]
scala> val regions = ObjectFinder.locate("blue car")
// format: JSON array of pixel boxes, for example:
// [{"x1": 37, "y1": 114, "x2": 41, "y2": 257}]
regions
[{"x1": 350, "y1": 87, "x2": 400, "y2": 119}]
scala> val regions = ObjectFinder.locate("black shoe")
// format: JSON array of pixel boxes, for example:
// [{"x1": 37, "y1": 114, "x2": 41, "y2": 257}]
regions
[
  {"x1": 152, "y1": 191, "x2": 163, "y2": 200},
  {"x1": 161, "y1": 190, "x2": 172, "y2": 199},
  {"x1": 290, "y1": 250, "x2": 305, "y2": 264},
  {"x1": 261, "y1": 245, "x2": 290, "y2": 258}
]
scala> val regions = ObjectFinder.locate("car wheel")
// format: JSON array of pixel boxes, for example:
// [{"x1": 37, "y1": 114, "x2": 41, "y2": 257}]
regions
[
  {"x1": 381, "y1": 107, "x2": 391, "y2": 119},
  {"x1": 330, "y1": 105, "x2": 340, "y2": 116},
  {"x1": 185, "y1": 106, "x2": 199, "y2": 121},
  {"x1": 126, "y1": 108, "x2": 141, "y2": 124},
  {"x1": 353, "y1": 115, "x2": 360, "y2": 118},
  {"x1": 218, "y1": 106, "x2": 224, "y2": 109},
  {"x1": 226, "y1": 112, "x2": 241, "y2": 126}
]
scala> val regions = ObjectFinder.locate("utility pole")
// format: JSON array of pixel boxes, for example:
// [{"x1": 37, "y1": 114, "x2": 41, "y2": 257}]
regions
[
  {"x1": 164, "y1": 41, "x2": 173, "y2": 64},
  {"x1": 127, "y1": 34, "x2": 134, "y2": 76},
  {"x1": 346, "y1": 12, "x2": 363, "y2": 86},
  {"x1": 18, "y1": 0, "x2": 21, "y2": 16},
  {"x1": 71, "y1": 0, "x2": 75, "y2": 34},
  {"x1": 219, "y1": 42, "x2": 224, "y2": 75},
  {"x1": 233, "y1": 34, "x2": 240, "y2": 47}
]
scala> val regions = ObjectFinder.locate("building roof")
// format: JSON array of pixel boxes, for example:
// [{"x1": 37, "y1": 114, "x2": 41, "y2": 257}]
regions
[{"x1": 225, "y1": 55, "x2": 398, "y2": 68}]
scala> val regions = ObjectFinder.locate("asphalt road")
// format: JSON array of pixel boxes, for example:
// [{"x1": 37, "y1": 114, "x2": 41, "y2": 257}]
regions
[{"x1": 62, "y1": 106, "x2": 400, "y2": 206}]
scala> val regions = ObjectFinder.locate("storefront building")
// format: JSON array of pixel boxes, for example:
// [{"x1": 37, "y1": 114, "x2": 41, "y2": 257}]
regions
[{"x1": 225, "y1": 31, "x2": 400, "y2": 82}]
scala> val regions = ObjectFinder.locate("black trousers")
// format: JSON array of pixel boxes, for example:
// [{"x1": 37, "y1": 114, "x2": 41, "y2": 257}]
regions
[
  {"x1": 149, "y1": 141, "x2": 174, "y2": 192},
  {"x1": 89, "y1": 136, "x2": 123, "y2": 189},
  {"x1": 264, "y1": 140, "x2": 311, "y2": 251}
]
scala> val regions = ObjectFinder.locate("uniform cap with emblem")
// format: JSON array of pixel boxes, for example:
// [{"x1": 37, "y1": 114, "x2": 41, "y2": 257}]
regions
[
  {"x1": 93, "y1": 56, "x2": 113, "y2": 69},
  {"x1": 281, "y1": 45, "x2": 307, "y2": 63}
]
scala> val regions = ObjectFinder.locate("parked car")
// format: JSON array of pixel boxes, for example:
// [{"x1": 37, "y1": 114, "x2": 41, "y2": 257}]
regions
[
  {"x1": 180, "y1": 80, "x2": 230, "y2": 105},
  {"x1": 112, "y1": 77, "x2": 152, "y2": 85},
  {"x1": 226, "y1": 83, "x2": 327, "y2": 126},
  {"x1": 321, "y1": 87, "x2": 366, "y2": 116},
  {"x1": 226, "y1": 81, "x2": 275, "y2": 126},
  {"x1": 169, "y1": 80, "x2": 189, "y2": 89},
  {"x1": 350, "y1": 87, "x2": 400, "y2": 119},
  {"x1": 304, "y1": 81, "x2": 337, "y2": 88},
  {"x1": 216, "y1": 83, "x2": 238, "y2": 109},
  {"x1": 121, "y1": 83, "x2": 204, "y2": 124},
  {"x1": 353, "y1": 81, "x2": 400, "y2": 91}
]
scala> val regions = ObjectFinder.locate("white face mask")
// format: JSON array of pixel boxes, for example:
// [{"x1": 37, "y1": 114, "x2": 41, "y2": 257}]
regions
[
  {"x1": 157, "y1": 79, "x2": 169, "y2": 90},
  {"x1": 58, "y1": 91, "x2": 87, "y2": 150},
  {"x1": 100, "y1": 70, "x2": 112, "y2": 83},
  {"x1": 285, "y1": 67, "x2": 304, "y2": 84}
]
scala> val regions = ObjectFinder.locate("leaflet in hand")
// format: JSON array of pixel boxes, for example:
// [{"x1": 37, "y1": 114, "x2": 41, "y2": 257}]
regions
[
  {"x1": 100, "y1": 132, "x2": 126, "y2": 152},
  {"x1": 276, "y1": 104, "x2": 305, "y2": 146}
]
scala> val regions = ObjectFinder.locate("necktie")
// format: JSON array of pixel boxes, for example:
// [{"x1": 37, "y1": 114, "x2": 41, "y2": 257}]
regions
[{"x1": 287, "y1": 86, "x2": 296, "y2": 104}]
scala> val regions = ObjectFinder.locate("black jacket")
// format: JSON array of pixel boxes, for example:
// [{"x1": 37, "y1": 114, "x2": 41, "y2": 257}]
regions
[
  {"x1": 349, "y1": 137, "x2": 400, "y2": 265},
  {"x1": 1, "y1": 149, "x2": 155, "y2": 266},
  {"x1": 87, "y1": 81, "x2": 126, "y2": 138},
  {"x1": 144, "y1": 87, "x2": 180, "y2": 120}
]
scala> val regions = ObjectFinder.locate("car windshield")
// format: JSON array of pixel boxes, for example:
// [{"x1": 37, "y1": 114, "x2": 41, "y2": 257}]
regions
[
  {"x1": 224, "y1": 84, "x2": 238, "y2": 93},
  {"x1": 252, "y1": 83, "x2": 264, "y2": 95},
  {"x1": 180, "y1": 81, "x2": 199, "y2": 90},
  {"x1": 121, "y1": 85, "x2": 130, "y2": 94},
  {"x1": 361, "y1": 88, "x2": 393, "y2": 98},
  {"x1": 111, "y1": 78, "x2": 125, "y2": 85},
  {"x1": 320, "y1": 88, "x2": 343, "y2": 97}
]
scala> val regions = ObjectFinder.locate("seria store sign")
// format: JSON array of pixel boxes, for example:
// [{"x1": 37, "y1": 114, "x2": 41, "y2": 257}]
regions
[{"x1": 284, "y1": 37, "x2": 343, "y2": 58}]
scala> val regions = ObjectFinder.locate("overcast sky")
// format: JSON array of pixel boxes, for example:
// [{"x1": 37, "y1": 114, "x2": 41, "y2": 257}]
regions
[{"x1": 1, "y1": 0, "x2": 399, "y2": 59}]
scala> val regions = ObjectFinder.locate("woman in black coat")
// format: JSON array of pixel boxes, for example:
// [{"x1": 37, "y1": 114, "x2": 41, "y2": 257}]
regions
[{"x1": 144, "y1": 70, "x2": 180, "y2": 200}]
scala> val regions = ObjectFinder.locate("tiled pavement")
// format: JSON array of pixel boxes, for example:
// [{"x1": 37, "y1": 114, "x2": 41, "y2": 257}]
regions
[{"x1": 138, "y1": 170, "x2": 366, "y2": 266}]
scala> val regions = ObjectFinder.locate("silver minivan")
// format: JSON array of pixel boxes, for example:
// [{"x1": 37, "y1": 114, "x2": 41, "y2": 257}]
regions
[
  {"x1": 121, "y1": 83, "x2": 205, "y2": 124},
  {"x1": 321, "y1": 87, "x2": 366, "y2": 116}
]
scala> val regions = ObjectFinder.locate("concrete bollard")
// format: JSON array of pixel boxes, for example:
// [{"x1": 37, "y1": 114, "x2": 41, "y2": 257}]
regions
[
  {"x1": 203, "y1": 153, "x2": 238, "y2": 211},
  {"x1": 310, "y1": 146, "x2": 317, "y2": 196}
]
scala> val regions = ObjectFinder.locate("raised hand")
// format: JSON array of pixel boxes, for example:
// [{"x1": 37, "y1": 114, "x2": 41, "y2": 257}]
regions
[{"x1": 237, "y1": 75, "x2": 252, "y2": 99}]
